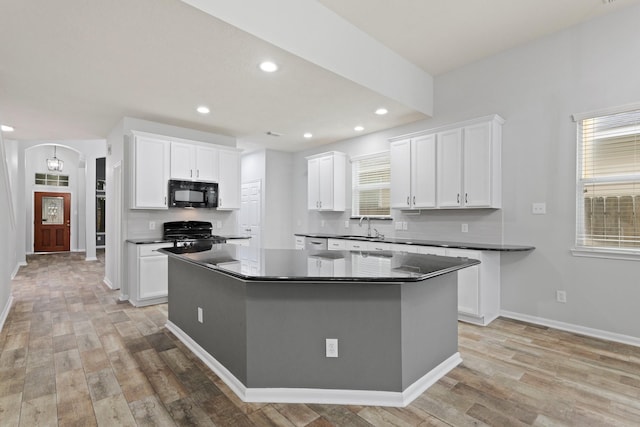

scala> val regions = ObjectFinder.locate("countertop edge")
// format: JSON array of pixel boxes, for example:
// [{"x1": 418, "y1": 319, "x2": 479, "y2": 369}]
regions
[
  {"x1": 294, "y1": 233, "x2": 535, "y2": 252},
  {"x1": 161, "y1": 248, "x2": 480, "y2": 283}
]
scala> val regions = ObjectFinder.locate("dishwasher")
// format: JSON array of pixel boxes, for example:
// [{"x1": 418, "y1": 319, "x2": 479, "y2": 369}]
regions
[{"x1": 304, "y1": 236, "x2": 328, "y2": 250}]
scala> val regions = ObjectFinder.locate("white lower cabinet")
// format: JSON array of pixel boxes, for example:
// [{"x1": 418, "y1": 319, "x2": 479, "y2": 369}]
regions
[
  {"x1": 345, "y1": 240, "x2": 369, "y2": 251},
  {"x1": 294, "y1": 236, "x2": 305, "y2": 250},
  {"x1": 128, "y1": 243, "x2": 173, "y2": 307},
  {"x1": 445, "y1": 248, "x2": 500, "y2": 326},
  {"x1": 308, "y1": 256, "x2": 345, "y2": 276},
  {"x1": 328, "y1": 238, "x2": 347, "y2": 250}
]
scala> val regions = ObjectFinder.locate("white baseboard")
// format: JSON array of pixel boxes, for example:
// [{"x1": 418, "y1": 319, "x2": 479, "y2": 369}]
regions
[
  {"x1": 103, "y1": 277, "x2": 119, "y2": 290},
  {"x1": 0, "y1": 295, "x2": 14, "y2": 333},
  {"x1": 11, "y1": 262, "x2": 26, "y2": 280},
  {"x1": 85, "y1": 256, "x2": 98, "y2": 262},
  {"x1": 500, "y1": 310, "x2": 640, "y2": 348},
  {"x1": 165, "y1": 320, "x2": 460, "y2": 407}
]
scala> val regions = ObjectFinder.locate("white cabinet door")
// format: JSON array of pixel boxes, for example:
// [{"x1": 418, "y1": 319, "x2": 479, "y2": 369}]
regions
[
  {"x1": 446, "y1": 248, "x2": 481, "y2": 316},
  {"x1": 463, "y1": 122, "x2": 493, "y2": 207},
  {"x1": 139, "y1": 255, "x2": 168, "y2": 299},
  {"x1": 306, "y1": 152, "x2": 346, "y2": 211},
  {"x1": 318, "y1": 155, "x2": 335, "y2": 210},
  {"x1": 412, "y1": 134, "x2": 437, "y2": 208},
  {"x1": 346, "y1": 240, "x2": 369, "y2": 251},
  {"x1": 170, "y1": 142, "x2": 195, "y2": 180},
  {"x1": 132, "y1": 135, "x2": 170, "y2": 209},
  {"x1": 307, "y1": 157, "x2": 321, "y2": 210},
  {"x1": 369, "y1": 242, "x2": 393, "y2": 251},
  {"x1": 328, "y1": 238, "x2": 347, "y2": 250},
  {"x1": 437, "y1": 128, "x2": 463, "y2": 208},
  {"x1": 218, "y1": 150, "x2": 241, "y2": 210},
  {"x1": 390, "y1": 139, "x2": 412, "y2": 208},
  {"x1": 196, "y1": 146, "x2": 219, "y2": 182}
]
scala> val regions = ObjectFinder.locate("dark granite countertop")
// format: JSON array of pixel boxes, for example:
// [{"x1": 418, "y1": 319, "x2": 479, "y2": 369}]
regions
[
  {"x1": 126, "y1": 235, "x2": 251, "y2": 245},
  {"x1": 160, "y1": 245, "x2": 480, "y2": 282},
  {"x1": 294, "y1": 233, "x2": 534, "y2": 252}
]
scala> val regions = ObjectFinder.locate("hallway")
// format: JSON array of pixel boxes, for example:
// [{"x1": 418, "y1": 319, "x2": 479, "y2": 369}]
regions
[{"x1": 2, "y1": 253, "x2": 640, "y2": 426}]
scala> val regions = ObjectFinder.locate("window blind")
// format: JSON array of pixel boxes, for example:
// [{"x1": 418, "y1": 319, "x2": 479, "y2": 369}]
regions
[
  {"x1": 576, "y1": 108, "x2": 640, "y2": 250},
  {"x1": 352, "y1": 152, "x2": 391, "y2": 217}
]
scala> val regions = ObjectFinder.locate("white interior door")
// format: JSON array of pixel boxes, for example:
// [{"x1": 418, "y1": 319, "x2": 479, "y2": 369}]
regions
[{"x1": 240, "y1": 181, "x2": 261, "y2": 249}]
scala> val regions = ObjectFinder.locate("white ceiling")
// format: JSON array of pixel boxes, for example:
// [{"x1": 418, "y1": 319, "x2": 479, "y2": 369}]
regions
[{"x1": 1, "y1": 0, "x2": 638, "y2": 151}]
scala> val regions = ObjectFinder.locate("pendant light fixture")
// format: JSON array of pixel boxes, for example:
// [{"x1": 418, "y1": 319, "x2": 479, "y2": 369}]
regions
[{"x1": 47, "y1": 146, "x2": 64, "y2": 172}]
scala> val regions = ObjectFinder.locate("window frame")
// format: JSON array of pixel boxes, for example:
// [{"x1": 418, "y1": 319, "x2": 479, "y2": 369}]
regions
[
  {"x1": 572, "y1": 104, "x2": 640, "y2": 261},
  {"x1": 351, "y1": 150, "x2": 391, "y2": 219}
]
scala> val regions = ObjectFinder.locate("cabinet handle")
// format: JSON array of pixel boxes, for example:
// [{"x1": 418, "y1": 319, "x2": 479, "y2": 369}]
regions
[
  {"x1": 197, "y1": 170, "x2": 200, "y2": 178},
  {"x1": 319, "y1": 201, "x2": 322, "y2": 208},
  {"x1": 219, "y1": 198, "x2": 222, "y2": 207},
  {"x1": 164, "y1": 196, "x2": 167, "y2": 205},
  {"x1": 457, "y1": 193, "x2": 460, "y2": 204},
  {"x1": 407, "y1": 196, "x2": 410, "y2": 206},
  {"x1": 465, "y1": 193, "x2": 468, "y2": 204},
  {"x1": 413, "y1": 196, "x2": 416, "y2": 205},
  {"x1": 190, "y1": 169, "x2": 193, "y2": 178}
]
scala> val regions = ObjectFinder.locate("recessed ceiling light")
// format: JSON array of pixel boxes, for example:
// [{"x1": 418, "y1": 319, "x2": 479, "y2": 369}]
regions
[
  {"x1": 1, "y1": 125, "x2": 14, "y2": 132},
  {"x1": 259, "y1": 61, "x2": 278, "y2": 72},
  {"x1": 196, "y1": 106, "x2": 210, "y2": 114},
  {"x1": 375, "y1": 108, "x2": 388, "y2": 115},
  {"x1": 354, "y1": 126, "x2": 364, "y2": 132},
  {"x1": 303, "y1": 133, "x2": 313, "y2": 138}
]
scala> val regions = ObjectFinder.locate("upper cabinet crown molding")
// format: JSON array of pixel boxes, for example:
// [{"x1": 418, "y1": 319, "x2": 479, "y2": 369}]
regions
[{"x1": 388, "y1": 114, "x2": 504, "y2": 143}]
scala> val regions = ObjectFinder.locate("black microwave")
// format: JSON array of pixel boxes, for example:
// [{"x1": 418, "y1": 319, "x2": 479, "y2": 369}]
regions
[{"x1": 168, "y1": 180, "x2": 218, "y2": 208}]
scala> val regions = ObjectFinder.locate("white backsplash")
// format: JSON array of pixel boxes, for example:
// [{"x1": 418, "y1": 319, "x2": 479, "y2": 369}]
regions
[
  {"x1": 306, "y1": 208, "x2": 504, "y2": 244},
  {"x1": 126, "y1": 209, "x2": 237, "y2": 239}
]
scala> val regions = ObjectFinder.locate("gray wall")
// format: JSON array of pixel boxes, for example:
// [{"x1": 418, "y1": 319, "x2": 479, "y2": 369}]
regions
[
  {"x1": 0, "y1": 131, "x2": 17, "y2": 325},
  {"x1": 241, "y1": 149, "x2": 294, "y2": 249},
  {"x1": 290, "y1": 4, "x2": 640, "y2": 339}
]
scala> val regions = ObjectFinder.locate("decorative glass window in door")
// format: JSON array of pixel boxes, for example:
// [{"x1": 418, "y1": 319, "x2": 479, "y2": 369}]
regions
[{"x1": 42, "y1": 197, "x2": 64, "y2": 225}]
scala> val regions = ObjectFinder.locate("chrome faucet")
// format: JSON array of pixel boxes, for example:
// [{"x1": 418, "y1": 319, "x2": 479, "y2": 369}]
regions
[{"x1": 359, "y1": 216, "x2": 372, "y2": 237}]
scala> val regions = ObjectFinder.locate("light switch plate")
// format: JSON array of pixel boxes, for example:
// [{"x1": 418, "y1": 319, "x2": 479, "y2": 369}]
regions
[
  {"x1": 394, "y1": 221, "x2": 403, "y2": 230},
  {"x1": 402, "y1": 222, "x2": 408, "y2": 230},
  {"x1": 149, "y1": 221, "x2": 156, "y2": 230},
  {"x1": 461, "y1": 223, "x2": 469, "y2": 233},
  {"x1": 344, "y1": 220, "x2": 350, "y2": 228}
]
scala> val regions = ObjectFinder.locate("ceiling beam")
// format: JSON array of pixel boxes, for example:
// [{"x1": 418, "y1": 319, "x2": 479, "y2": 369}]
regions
[{"x1": 181, "y1": 0, "x2": 433, "y2": 117}]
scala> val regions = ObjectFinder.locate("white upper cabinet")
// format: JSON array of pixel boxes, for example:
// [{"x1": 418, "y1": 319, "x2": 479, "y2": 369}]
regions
[
  {"x1": 391, "y1": 114, "x2": 503, "y2": 210},
  {"x1": 131, "y1": 132, "x2": 170, "y2": 209},
  {"x1": 170, "y1": 142, "x2": 219, "y2": 182},
  {"x1": 217, "y1": 149, "x2": 241, "y2": 210},
  {"x1": 390, "y1": 134, "x2": 437, "y2": 209},
  {"x1": 463, "y1": 121, "x2": 497, "y2": 207},
  {"x1": 437, "y1": 128, "x2": 464, "y2": 207},
  {"x1": 306, "y1": 152, "x2": 346, "y2": 211}
]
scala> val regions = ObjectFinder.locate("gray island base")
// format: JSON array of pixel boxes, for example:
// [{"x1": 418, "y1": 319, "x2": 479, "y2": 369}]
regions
[{"x1": 162, "y1": 245, "x2": 479, "y2": 407}]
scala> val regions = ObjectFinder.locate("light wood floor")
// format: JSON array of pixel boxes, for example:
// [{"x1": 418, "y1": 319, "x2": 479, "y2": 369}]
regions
[{"x1": 1, "y1": 252, "x2": 640, "y2": 426}]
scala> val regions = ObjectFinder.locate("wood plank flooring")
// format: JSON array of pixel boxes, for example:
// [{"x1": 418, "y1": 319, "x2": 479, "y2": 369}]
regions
[{"x1": 1, "y1": 251, "x2": 640, "y2": 426}]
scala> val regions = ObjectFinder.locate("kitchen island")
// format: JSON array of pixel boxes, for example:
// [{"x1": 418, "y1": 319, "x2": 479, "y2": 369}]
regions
[{"x1": 161, "y1": 245, "x2": 479, "y2": 407}]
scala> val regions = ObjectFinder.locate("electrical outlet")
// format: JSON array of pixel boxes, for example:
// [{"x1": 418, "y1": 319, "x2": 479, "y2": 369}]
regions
[
  {"x1": 402, "y1": 221, "x2": 408, "y2": 230},
  {"x1": 344, "y1": 220, "x2": 350, "y2": 228},
  {"x1": 321, "y1": 220, "x2": 326, "y2": 227},
  {"x1": 216, "y1": 220, "x2": 223, "y2": 229},
  {"x1": 149, "y1": 221, "x2": 156, "y2": 230},
  {"x1": 532, "y1": 202, "x2": 547, "y2": 215},
  {"x1": 461, "y1": 223, "x2": 469, "y2": 233},
  {"x1": 197, "y1": 307, "x2": 203, "y2": 323},
  {"x1": 395, "y1": 221, "x2": 403, "y2": 230},
  {"x1": 325, "y1": 338, "x2": 338, "y2": 358},
  {"x1": 556, "y1": 290, "x2": 567, "y2": 303}
]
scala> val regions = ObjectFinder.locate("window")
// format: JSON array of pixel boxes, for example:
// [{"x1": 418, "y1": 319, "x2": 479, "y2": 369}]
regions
[
  {"x1": 351, "y1": 151, "x2": 390, "y2": 217},
  {"x1": 35, "y1": 173, "x2": 69, "y2": 187},
  {"x1": 575, "y1": 107, "x2": 640, "y2": 253}
]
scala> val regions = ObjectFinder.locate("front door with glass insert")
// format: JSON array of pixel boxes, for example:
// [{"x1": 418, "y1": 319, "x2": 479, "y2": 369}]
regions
[{"x1": 34, "y1": 192, "x2": 71, "y2": 252}]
